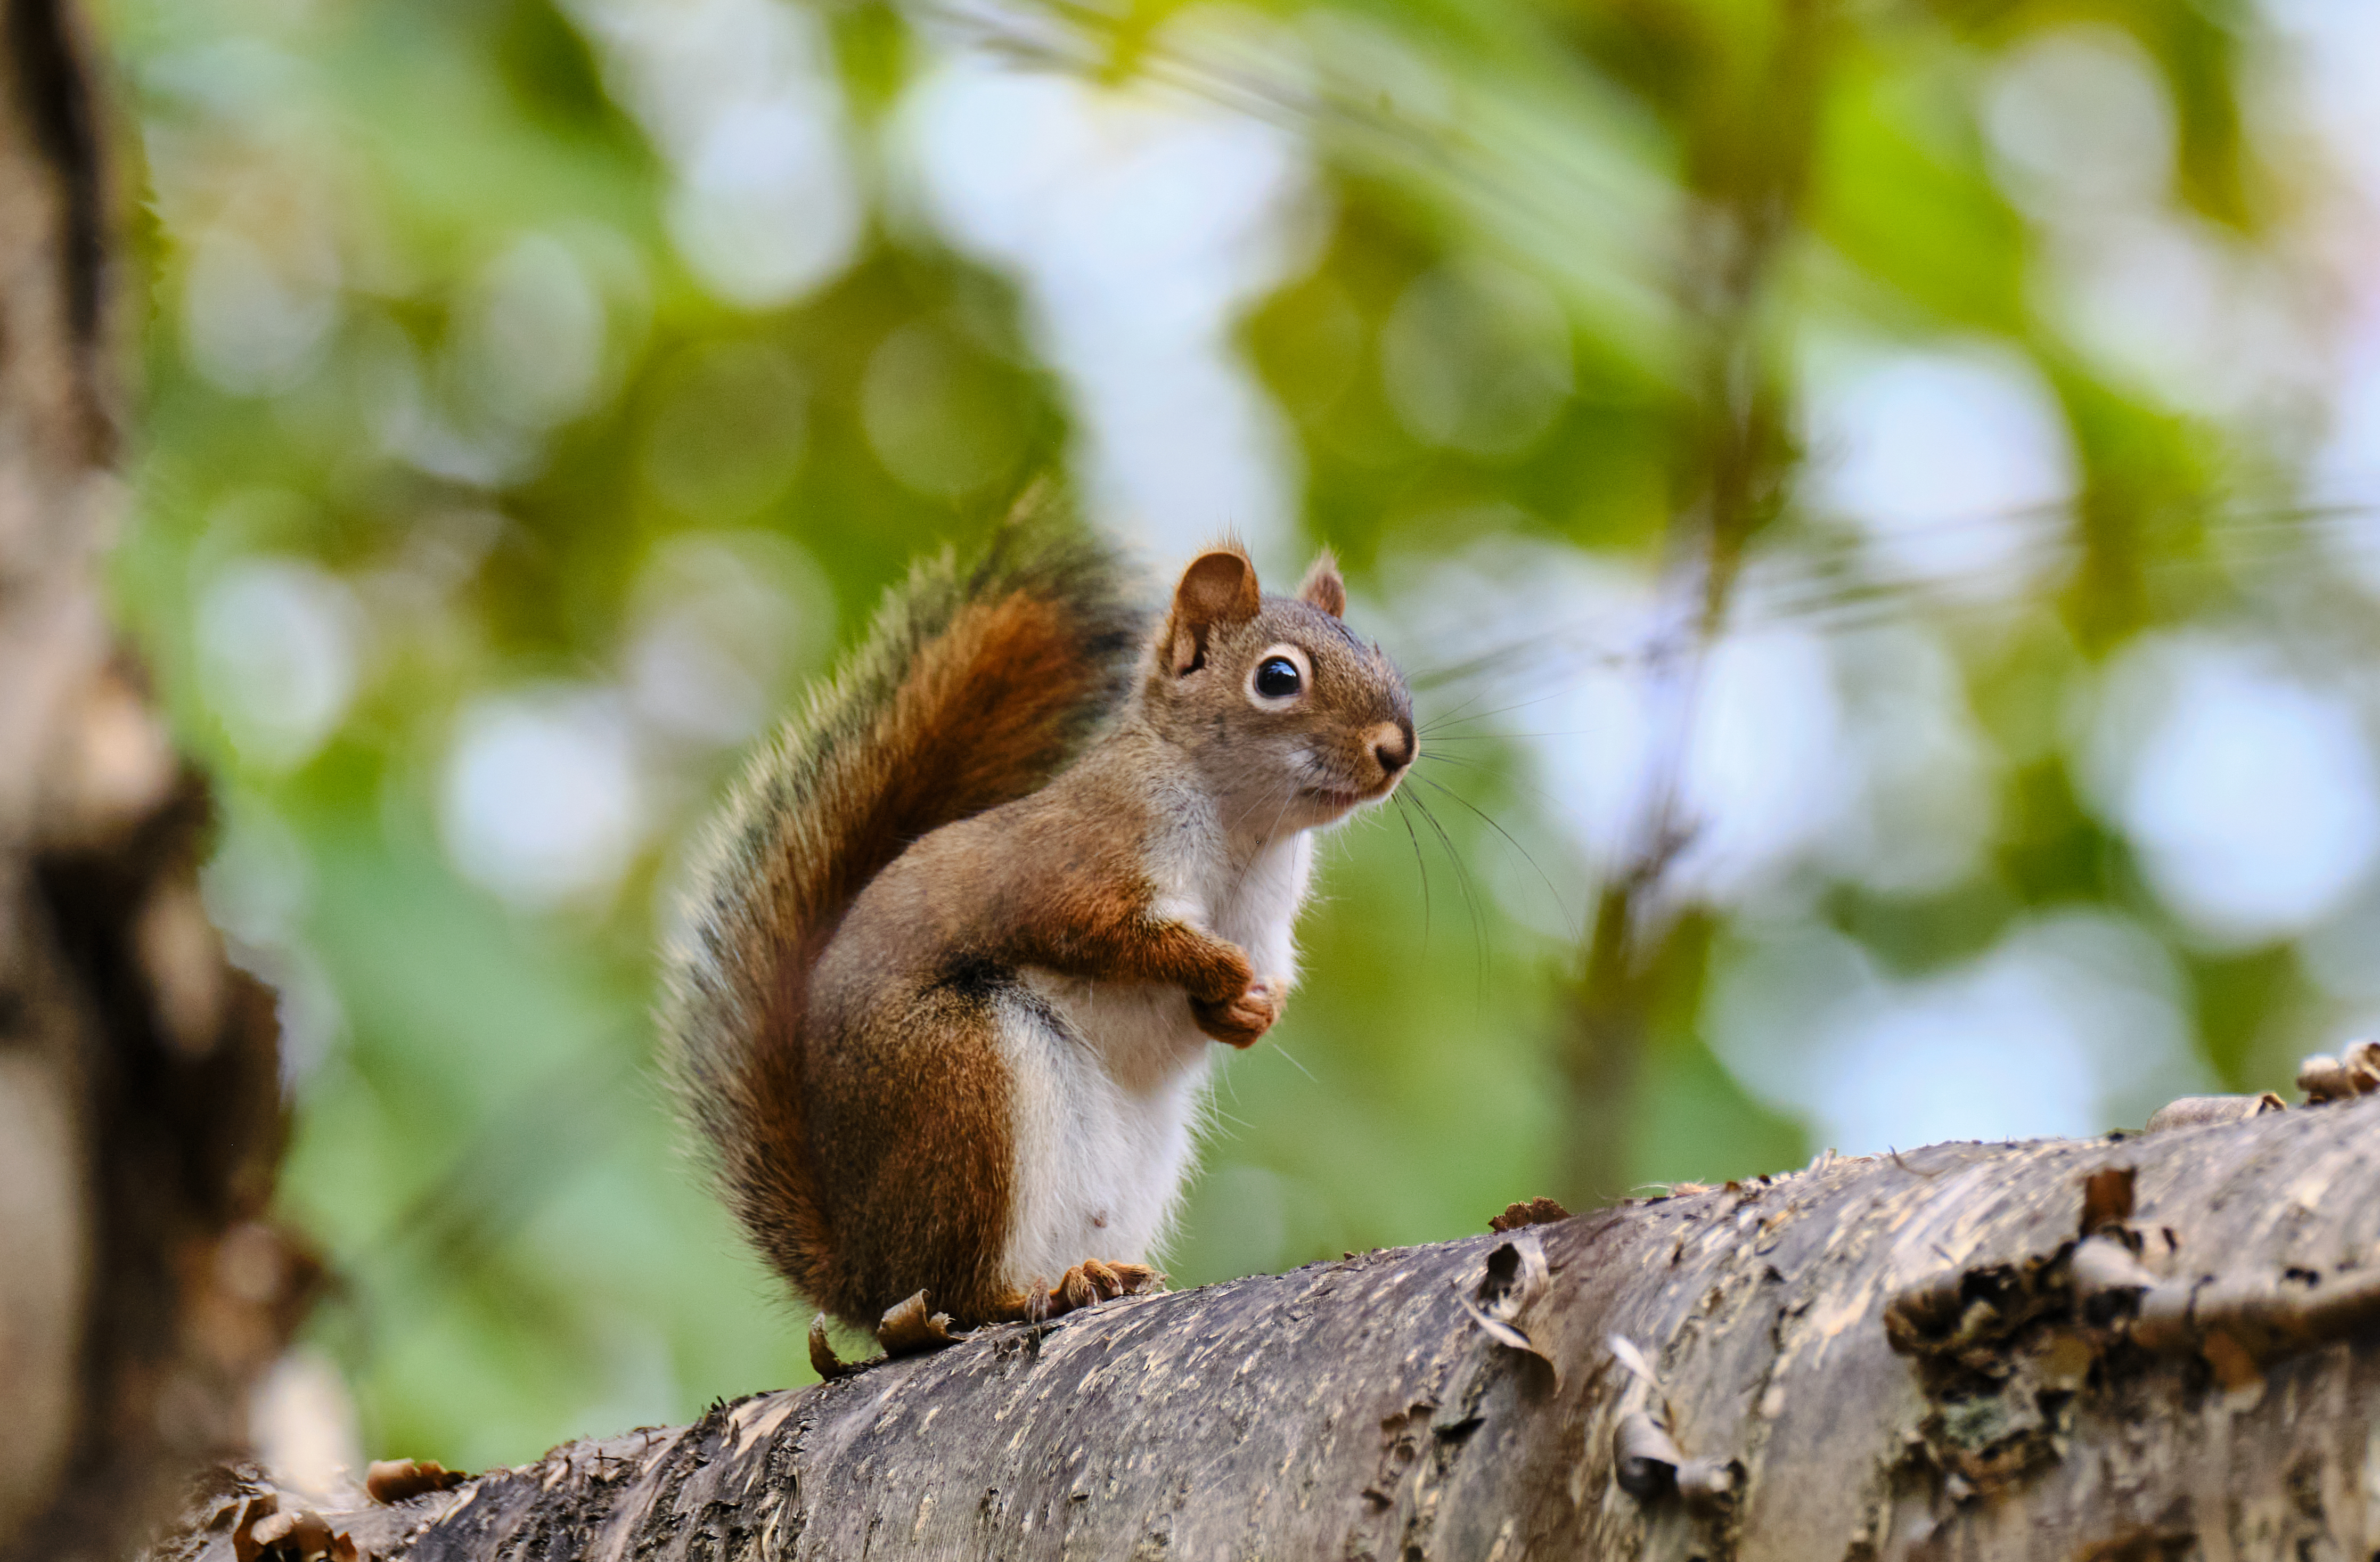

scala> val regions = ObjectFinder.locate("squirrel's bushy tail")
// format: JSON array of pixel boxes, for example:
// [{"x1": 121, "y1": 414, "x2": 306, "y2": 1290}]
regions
[{"x1": 660, "y1": 490, "x2": 1147, "y2": 1310}]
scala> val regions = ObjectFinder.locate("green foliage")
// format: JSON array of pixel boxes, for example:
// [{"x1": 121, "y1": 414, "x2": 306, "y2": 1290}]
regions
[{"x1": 92, "y1": 0, "x2": 2367, "y2": 1474}]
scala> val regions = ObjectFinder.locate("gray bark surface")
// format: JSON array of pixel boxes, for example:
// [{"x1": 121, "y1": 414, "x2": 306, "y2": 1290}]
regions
[
  {"x1": 0, "y1": 7, "x2": 299, "y2": 1561},
  {"x1": 162, "y1": 1093, "x2": 2380, "y2": 1561}
]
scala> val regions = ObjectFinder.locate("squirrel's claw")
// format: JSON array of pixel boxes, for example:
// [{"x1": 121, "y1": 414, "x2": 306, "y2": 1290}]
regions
[
  {"x1": 1028, "y1": 1260, "x2": 1165, "y2": 1321},
  {"x1": 808, "y1": 1315, "x2": 861, "y2": 1378},
  {"x1": 875, "y1": 1290, "x2": 961, "y2": 1355}
]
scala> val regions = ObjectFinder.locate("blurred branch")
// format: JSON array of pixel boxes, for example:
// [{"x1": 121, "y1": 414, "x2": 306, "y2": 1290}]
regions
[
  {"x1": 935, "y1": 0, "x2": 1684, "y2": 362},
  {"x1": 375, "y1": 1042, "x2": 643, "y2": 1279},
  {"x1": 1559, "y1": 0, "x2": 1833, "y2": 1209},
  {"x1": 1411, "y1": 490, "x2": 2380, "y2": 699}
]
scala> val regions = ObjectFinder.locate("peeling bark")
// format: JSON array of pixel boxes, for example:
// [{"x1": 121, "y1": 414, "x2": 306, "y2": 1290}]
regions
[
  {"x1": 0, "y1": 9, "x2": 300, "y2": 1562},
  {"x1": 159, "y1": 1095, "x2": 2380, "y2": 1561}
]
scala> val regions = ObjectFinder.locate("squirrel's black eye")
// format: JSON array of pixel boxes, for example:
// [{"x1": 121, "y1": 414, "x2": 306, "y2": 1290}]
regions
[{"x1": 1255, "y1": 657, "x2": 1302, "y2": 699}]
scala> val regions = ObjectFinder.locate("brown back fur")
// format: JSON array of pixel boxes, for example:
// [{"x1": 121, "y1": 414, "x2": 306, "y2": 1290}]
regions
[{"x1": 659, "y1": 503, "x2": 1147, "y2": 1317}]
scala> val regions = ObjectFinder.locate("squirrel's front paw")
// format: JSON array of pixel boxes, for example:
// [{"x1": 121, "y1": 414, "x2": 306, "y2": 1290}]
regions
[
  {"x1": 1028, "y1": 1260, "x2": 1165, "y2": 1321},
  {"x1": 1192, "y1": 978, "x2": 1280, "y2": 1049}
]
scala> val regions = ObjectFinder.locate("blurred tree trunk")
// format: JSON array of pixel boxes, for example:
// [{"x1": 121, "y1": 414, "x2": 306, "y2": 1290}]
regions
[
  {"x1": 1558, "y1": 0, "x2": 1831, "y2": 1211},
  {"x1": 0, "y1": 7, "x2": 300, "y2": 1562},
  {"x1": 155, "y1": 1098, "x2": 2380, "y2": 1561}
]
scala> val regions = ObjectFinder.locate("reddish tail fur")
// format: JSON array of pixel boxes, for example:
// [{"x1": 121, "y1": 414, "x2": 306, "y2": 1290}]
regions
[{"x1": 659, "y1": 497, "x2": 1147, "y2": 1313}]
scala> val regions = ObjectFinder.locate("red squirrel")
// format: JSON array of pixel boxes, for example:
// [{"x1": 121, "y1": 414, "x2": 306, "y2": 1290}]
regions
[{"x1": 662, "y1": 498, "x2": 1415, "y2": 1341}]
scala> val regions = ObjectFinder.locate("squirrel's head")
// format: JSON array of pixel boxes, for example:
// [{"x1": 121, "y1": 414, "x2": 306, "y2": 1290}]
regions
[{"x1": 1142, "y1": 544, "x2": 1416, "y2": 836}]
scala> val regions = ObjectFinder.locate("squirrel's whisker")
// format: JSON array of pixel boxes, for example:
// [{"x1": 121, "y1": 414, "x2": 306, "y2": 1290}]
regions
[
  {"x1": 1391, "y1": 790, "x2": 1433, "y2": 955},
  {"x1": 1417, "y1": 730, "x2": 1598, "y2": 742},
  {"x1": 1403, "y1": 787, "x2": 1490, "y2": 1004},
  {"x1": 1413, "y1": 751, "x2": 1577, "y2": 826},
  {"x1": 1416, "y1": 681, "x2": 1496, "y2": 731},
  {"x1": 1421, "y1": 685, "x2": 1580, "y2": 735},
  {"x1": 1410, "y1": 771, "x2": 1574, "y2": 930},
  {"x1": 1268, "y1": 1040, "x2": 1320, "y2": 1086}
]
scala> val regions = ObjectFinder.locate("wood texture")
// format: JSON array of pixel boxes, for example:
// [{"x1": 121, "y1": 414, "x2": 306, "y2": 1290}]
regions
[{"x1": 161, "y1": 1094, "x2": 2380, "y2": 1561}]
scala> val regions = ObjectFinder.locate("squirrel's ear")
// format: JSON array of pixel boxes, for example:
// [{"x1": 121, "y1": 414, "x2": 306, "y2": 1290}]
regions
[
  {"x1": 1297, "y1": 549, "x2": 1346, "y2": 618},
  {"x1": 1167, "y1": 549, "x2": 1261, "y2": 675}
]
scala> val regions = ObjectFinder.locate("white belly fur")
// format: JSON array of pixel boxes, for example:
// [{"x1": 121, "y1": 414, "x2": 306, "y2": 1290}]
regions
[{"x1": 999, "y1": 831, "x2": 1313, "y2": 1289}]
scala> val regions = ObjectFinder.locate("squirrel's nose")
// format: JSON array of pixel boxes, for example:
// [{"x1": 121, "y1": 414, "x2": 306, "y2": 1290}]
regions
[{"x1": 1368, "y1": 720, "x2": 1415, "y2": 777}]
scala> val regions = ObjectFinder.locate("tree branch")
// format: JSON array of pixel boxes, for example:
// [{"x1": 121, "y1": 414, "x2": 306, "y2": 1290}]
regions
[{"x1": 159, "y1": 1094, "x2": 2380, "y2": 1561}]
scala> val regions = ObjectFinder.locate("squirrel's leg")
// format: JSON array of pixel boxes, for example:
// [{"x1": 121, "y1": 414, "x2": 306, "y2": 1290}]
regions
[
  {"x1": 806, "y1": 980, "x2": 1021, "y2": 1332},
  {"x1": 971, "y1": 974, "x2": 1189, "y2": 1323},
  {"x1": 1126, "y1": 926, "x2": 1279, "y2": 1048},
  {"x1": 1000, "y1": 894, "x2": 1279, "y2": 1047}
]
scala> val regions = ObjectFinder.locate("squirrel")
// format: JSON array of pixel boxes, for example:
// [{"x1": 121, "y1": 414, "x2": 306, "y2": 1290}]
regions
[{"x1": 661, "y1": 495, "x2": 1416, "y2": 1340}]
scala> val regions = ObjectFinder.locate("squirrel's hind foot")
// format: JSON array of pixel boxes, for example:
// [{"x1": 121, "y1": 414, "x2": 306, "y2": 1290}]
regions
[{"x1": 1021, "y1": 1260, "x2": 1165, "y2": 1322}]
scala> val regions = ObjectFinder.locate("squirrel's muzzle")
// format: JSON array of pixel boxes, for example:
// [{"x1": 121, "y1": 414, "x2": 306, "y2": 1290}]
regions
[{"x1": 1364, "y1": 719, "x2": 1416, "y2": 787}]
